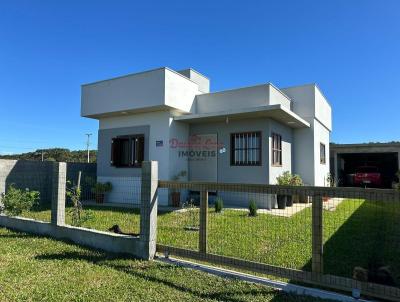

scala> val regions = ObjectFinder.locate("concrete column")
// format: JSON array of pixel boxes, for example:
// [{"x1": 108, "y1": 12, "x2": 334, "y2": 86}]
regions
[
  {"x1": 51, "y1": 162, "x2": 67, "y2": 226},
  {"x1": 140, "y1": 161, "x2": 158, "y2": 260}
]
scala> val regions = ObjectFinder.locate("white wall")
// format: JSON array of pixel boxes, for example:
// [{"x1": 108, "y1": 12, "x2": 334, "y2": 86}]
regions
[
  {"x1": 281, "y1": 85, "x2": 315, "y2": 120},
  {"x1": 313, "y1": 119, "x2": 330, "y2": 186},
  {"x1": 82, "y1": 68, "x2": 166, "y2": 117},
  {"x1": 177, "y1": 69, "x2": 210, "y2": 93},
  {"x1": 293, "y1": 127, "x2": 315, "y2": 185},
  {"x1": 282, "y1": 84, "x2": 332, "y2": 186},
  {"x1": 315, "y1": 87, "x2": 332, "y2": 131},
  {"x1": 269, "y1": 84, "x2": 291, "y2": 110},
  {"x1": 195, "y1": 84, "x2": 292, "y2": 114},
  {"x1": 268, "y1": 120, "x2": 293, "y2": 184},
  {"x1": 168, "y1": 119, "x2": 189, "y2": 180},
  {"x1": 99, "y1": 111, "x2": 171, "y2": 180},
  {"x1": 82, "y1": 67, "x2": 201, "y2": 117},
  {"x1": 164, "y1": 69, "x2": 201, "y2": 113}
]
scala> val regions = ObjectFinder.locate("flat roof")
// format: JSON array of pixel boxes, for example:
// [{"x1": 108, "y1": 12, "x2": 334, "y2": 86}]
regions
[
  {"x1": 174, "y1": 104, "x2": 310, "y2": 128},
  {"x1": 331, "y1": 142, "x2": 400, "y2": 148}
]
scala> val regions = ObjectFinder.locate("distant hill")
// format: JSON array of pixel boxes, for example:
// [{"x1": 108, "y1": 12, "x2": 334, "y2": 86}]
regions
[{"x1": 0, "y1": 148, "x2": 97, "y2": 163}]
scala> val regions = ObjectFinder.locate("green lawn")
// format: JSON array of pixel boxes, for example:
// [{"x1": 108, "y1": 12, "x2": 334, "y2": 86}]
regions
[
  {"x1": 0, "y1": 227, "x2": 331, "y2": 302},
  {"x1": 21, "y1": 199, "x2": 400, "y2": 284}
]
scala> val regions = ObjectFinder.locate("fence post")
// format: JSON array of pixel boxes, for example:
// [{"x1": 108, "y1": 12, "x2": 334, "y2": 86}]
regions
[
  {"x1": 199, "y1": 188, "x2": 208, "y2": 254},
  {"x1": 51, "y1": 162, "x2": 67, "y2": 226},
  {"x1": 140, "y1": 161, "x2": 158, "y2": 260},
  {"x1": 312, "y1": 193, "x2": 324, "y2": 277}
]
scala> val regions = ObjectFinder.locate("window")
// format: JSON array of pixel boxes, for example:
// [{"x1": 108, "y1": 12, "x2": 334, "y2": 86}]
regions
[
  {"x1": 320, "y1": 143, "x2": 326, "y2": 164},
  {"x1": 271, "y1": 133, "x2": 282, "y2": 166},
  {"x1": 230, "y1": 132, "x2": 261, "y2": 166},
  {"x1": 111, "y1": 135, "x2": 144, "y2": 167}
]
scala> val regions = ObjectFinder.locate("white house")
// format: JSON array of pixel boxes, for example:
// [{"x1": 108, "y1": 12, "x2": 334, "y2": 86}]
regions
[{"x1": 81, "y1": 67, "x2": 331, "y2": 208}]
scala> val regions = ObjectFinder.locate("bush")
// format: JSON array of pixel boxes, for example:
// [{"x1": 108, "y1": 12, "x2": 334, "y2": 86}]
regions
[
  {"x1": 214, "y1": 197, "x2": 223, "y2": 213},
  {"x1": 91, "y1": 182, "x2": 112, "y2": 194},
  {"x1": 0, "y1": 185, "x2": 40, "y2": 216},
  {"x1": 248, "y1": 200, "x2": 258, "y2": 217},
  {"x1": 276, "y1": 171, "x2": 292, "y2": 186},
  {"x1": 276, "y1": 171, "x2": 303, "y2": 186}
]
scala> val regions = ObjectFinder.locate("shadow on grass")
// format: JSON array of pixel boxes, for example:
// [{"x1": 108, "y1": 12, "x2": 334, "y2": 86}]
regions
[
  {"x1": 34, "y1": 251, "x2": 279, "y2": 302},
  {"x1": 301, "y1": 199, "x2": 400, "y2": 286}
]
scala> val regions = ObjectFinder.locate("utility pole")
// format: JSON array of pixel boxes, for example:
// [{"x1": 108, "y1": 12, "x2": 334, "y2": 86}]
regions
[
  {"x1": 85, "y1": 133, "x2": 92, "y2": 163},
  {"x1": 41, "y1": 150, "x2": 44, "y2": 162}
]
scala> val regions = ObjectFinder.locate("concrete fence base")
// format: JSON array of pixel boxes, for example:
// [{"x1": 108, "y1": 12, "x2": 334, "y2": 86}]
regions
[
  {"x1": 0, "y1": 214, "x2": 148, "y2": 257},
  {"x1": 0, "y1": 161, "x2": 160, "y2": 260}
]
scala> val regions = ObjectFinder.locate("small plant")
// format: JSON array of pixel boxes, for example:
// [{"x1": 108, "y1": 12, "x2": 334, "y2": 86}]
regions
[
  {"x1": 248, "y1": 200, "x2": 258, "y2": 217},
  {"x1": 0, "y1": 185, "x2": 40, "y2": 216},
  {"x1": 276, "y1": 172, "x2": 303, "y2": 208},
  {"x1": 214, "y1": 197, "x2": 223, "y2": 213},
  {"x1": 291, "y1": 174, "x2": 303, "y2": 186},
  {"x1": 276, "y1": 171, "x2": 292, "y2": 186},
  {"x1": 182, "y1": 198, "x2": 199, "y2": 230},
  {"x1": 67, "y1": 182, "x2": 93, "y2": 227},
  {"x1": 276, "y1": 171, "x2": 303, "y2": 186},
  {"x1": 326, "y1": 173, "x2": 338, "y2": 187},
  {"x1": 91, "y1": 182, "x2": 112, "y2": 203}
]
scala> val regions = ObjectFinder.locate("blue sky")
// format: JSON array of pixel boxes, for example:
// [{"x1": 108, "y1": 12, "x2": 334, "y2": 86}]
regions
[{"x1": 0, "y1": 0, "x2": 399, "y2": 154}]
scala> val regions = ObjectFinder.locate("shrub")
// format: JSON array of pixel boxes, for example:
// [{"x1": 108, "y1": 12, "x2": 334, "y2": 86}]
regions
[
  {"x1": 276, "y1": 171, "x2": 292, "y2": 186},
  {"x1": 248, "y1": 200, "x2": 258, "y2": 217},
  {"x1": 214, "y1": 197, "x2": 223, "y2": 213},
  {"x1": 291, "y1": 174, "x2": 303, "y2": 186},
  {"x1": 91, "y1": 182, "x2": 112, "y2": 194},
  {"x1": 0, "y1": 185, "x2": 40, "y2": 216},
  {"x1": 276, "y1": 171, "x2": 303, "y2": 186}
]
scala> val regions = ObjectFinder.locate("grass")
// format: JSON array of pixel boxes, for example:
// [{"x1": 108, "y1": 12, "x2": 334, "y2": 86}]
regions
[
  {"x1": 20, "y1": 199, "x2": 400, "y2": 284},
  {"x1": 0, "y1": 227, "x2": 332, "y2": 302}
]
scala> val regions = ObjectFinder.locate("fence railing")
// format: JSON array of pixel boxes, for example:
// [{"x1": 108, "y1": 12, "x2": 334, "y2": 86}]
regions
[
  {"x1": 157, "y1": 180, "x2": 400, "y2": 301},
  {"x1": 1, "y1": 160, "x2": 399, "y2": 301}
]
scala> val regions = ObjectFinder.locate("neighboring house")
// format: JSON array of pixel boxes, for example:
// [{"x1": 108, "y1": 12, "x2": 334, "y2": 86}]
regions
[{"x1": 81, "y1": 67, "x2": 331, "y2": 208}]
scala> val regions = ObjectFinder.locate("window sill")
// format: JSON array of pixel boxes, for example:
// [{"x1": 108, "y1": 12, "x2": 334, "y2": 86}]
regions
[{"x1": 230, "y1": 164, "x2": 262, "y2": 167}]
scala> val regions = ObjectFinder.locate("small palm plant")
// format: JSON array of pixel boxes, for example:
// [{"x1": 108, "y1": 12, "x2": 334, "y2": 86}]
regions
[
  {"x1": 248, "y1": 200, "x2": 258, "y2": 217},
  {"x1": 214, "y1": 197, "x2": 223, "y2": 213}
]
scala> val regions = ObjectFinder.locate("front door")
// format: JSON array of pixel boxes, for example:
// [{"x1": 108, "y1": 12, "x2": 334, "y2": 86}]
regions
[{"x1": 188, "y1": 134, "x2": 218, "y2": 182}]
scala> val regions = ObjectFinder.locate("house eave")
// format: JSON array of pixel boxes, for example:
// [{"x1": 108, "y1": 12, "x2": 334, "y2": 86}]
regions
[
  {"x1": 173, "y1": 104, "x2": 310, "y2": 128},
  {"x1": 82, "y1": 105, "x2": 188, "y2": 119}
]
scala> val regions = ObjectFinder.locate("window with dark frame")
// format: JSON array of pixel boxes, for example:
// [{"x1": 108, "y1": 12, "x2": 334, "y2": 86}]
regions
[
  {"x1": 230, "y1": 132, "x2": 261, "y2": 166},
  {"x1": 111, "y1": 135, "x2": 144, "y2": 168},
  {"x1": 320, "y1": 143, "x2": 326, "y2": 164},
  {"x1": 271, "y1": 133, "x2": 282, "y2": 166}
]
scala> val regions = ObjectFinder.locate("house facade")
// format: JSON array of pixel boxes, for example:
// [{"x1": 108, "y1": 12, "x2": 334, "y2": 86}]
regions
[{"x1": 81, "y1": 67, "x2": 332, "y2": 207}]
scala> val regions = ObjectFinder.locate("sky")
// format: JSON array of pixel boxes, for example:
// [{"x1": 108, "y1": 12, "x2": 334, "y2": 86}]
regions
[{"x1": 0, "y1": 0, "x2": 399, "y2": 154}]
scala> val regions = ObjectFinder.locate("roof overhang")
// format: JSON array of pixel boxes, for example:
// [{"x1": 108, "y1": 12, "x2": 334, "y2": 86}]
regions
[{"x1": 174, "y1": 104, "x2": 310, "y2": 128}]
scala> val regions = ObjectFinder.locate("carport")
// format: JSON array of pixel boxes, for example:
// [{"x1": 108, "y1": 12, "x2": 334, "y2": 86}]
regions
[{"x1": 330, "y1": 142, "x2": 400, "y2": 188}]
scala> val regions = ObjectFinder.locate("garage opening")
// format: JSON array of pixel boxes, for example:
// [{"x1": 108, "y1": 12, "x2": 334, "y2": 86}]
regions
[{"x1": 337, "y1": 152, "x2": 399, "y2": 188}]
